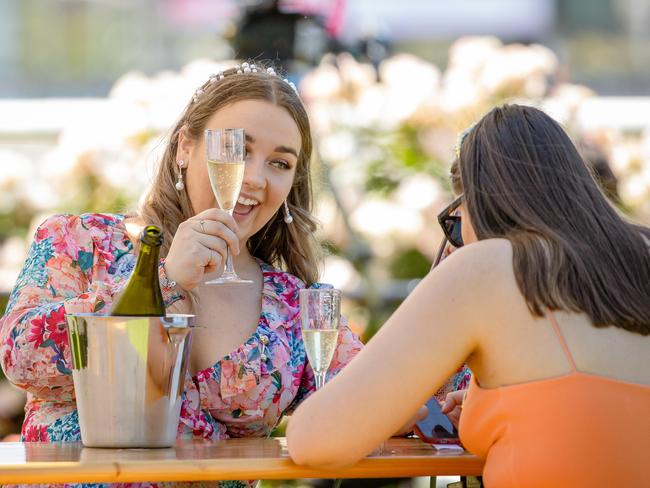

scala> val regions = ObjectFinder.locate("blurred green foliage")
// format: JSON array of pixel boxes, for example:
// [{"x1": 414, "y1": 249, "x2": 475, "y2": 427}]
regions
[
  {"x1": 389, "y1": 249, "x2": 432, "y2": 280},
  {"x1": 364, "y1": 125, "x2": 450, "y2": 196}
]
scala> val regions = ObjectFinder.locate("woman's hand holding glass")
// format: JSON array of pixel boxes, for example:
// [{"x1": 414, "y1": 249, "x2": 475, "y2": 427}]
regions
[{"x1": 164, "y1": 208, "x2": 240, "y2": 291}]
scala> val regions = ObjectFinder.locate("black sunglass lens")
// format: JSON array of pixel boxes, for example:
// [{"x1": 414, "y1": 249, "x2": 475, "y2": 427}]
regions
[
  {"x1": 450, "y1": 221, "x2": 463, "y2": 247},
  {"x1": 443, "y1": 218, "x2": 463, "y2": 247}
]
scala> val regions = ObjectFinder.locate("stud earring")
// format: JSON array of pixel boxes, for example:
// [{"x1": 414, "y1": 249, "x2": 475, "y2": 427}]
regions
[
  {"x1": 175, "y1": 159, "x2": 185, "y2": 191},
  {"x1": 283, "y1": 200, "x2": 293, "y2": 224}
]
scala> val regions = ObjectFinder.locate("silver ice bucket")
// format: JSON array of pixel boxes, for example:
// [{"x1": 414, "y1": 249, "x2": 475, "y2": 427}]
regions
[{"x1": 65, "y1": 313, "x2": 196, "y2": 448}]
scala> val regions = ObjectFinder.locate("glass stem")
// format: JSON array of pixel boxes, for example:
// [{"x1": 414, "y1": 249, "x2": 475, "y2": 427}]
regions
[
  {"x1": 223, "y1": 245, "x2": 235, "y2": 277},
  {"x1": 221, "y1": 208, "x2": 236, "y2": 278},
  {"x1": 314, "y1": 371, "x2": 327, "y2": 390}
]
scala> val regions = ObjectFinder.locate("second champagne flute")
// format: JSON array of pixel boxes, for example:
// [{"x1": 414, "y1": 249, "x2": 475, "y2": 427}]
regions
[
  {"x1": 300, "y1": 288, "x2": 341, "y2": 390},
  {"x1": 205, "y1": 128, "x2": 252, "y2": 285}
]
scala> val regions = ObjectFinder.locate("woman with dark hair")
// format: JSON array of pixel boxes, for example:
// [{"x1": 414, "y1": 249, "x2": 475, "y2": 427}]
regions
[{"x1": 287, "y1": 104, "x2": 650, "y2": 487}]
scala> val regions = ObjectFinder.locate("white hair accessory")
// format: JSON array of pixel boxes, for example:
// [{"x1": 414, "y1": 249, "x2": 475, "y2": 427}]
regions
[{"x1": 191, "y1": 63, "x2": 300, "y2": 104}]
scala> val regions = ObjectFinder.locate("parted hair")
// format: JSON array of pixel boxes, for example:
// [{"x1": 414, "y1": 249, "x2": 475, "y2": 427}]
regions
[
  {"x1": 452, "y1": 104, "x2": 650, "y2": 335},
  {"x1": 139, "y1": 63, "x2": 320, "y2": 285}
]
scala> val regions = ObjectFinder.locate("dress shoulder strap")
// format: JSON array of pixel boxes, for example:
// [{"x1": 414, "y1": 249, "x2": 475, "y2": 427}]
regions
[{"x1": 547, "y1": 311, "x2": 578, "y2": 372}]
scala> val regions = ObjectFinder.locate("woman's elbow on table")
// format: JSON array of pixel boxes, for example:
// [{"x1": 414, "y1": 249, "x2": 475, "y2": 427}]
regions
[{"x1": 286, "y1": 419, "x2": 360, "y2": 469}]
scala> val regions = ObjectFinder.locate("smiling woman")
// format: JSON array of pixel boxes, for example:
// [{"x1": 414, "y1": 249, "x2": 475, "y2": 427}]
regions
[
  {"x1": 181, "y1": 99, "x2": 301, "y2": 247},
  {"x1": 0, "y1": 61, "x2": 364, "y2": 488}
]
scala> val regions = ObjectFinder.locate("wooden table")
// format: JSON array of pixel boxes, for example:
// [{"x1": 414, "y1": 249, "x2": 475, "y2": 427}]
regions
[{"x1": 0, "y1": 437, "x2": 483, "y2": 484}]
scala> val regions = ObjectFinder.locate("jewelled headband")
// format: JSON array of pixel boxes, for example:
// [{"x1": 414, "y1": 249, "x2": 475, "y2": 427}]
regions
[{"x1": 192, "y1": 62, "x2": 299, "y2": 104}]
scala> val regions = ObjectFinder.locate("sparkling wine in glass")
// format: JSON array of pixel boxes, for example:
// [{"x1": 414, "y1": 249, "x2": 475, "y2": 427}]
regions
[
  {"x1": 205, "y1": 128, "x2": 252, "y2": 285},
  {"x1": 300, "y1": 288, "x2": 341, "y2": 389}
]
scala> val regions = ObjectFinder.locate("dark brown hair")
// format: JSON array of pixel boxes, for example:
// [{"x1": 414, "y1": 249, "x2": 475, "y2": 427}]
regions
[
  {"x1": 139, "y1": 62, "x2": 319, "y2": 285},
  {"x1": 453, "y1": 104, "x2": 650, "y2": 335}
]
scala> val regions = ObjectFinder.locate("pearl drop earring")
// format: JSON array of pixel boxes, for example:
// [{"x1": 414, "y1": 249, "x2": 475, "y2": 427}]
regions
[
  {"x1": 175, "y1": 159, "x2": 185, "y2": 191},
  {"x1": 283, "y1": 200, "x2": 293, "y2": 224}
]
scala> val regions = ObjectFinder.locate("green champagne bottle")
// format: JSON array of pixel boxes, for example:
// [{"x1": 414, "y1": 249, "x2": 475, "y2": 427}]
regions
[{"x1": 112, "y1": 225, "x2": 165, "y2": 316}]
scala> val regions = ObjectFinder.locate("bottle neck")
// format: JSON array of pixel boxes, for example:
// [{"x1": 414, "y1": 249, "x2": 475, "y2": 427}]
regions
[{"x1": 133, "y1": 242, "x2": 160, "y2": 279}]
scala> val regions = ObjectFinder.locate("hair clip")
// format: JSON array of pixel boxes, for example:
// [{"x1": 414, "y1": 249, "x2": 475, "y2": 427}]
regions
[
  {"x1": 192, "y1": 88, "x2": 204, "y2": 103},
  {"x1": 455, "y1": 124, "x2": 475, "y2": 158}
]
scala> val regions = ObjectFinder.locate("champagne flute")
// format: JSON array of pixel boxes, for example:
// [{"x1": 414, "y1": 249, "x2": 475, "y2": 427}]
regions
[
  {"x1": 205, "y1": 128, "x2": 252, "y2": 285},
  {"x1": 300, "y1": 288, "x2": 341, "y2": 390}
]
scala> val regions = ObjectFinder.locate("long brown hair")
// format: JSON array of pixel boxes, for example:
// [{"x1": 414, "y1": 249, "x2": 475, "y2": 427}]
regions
[
  {"x1": 139, "y1": 62, "x2": 320, "y2": 285},
  {"x1": 454, "y1": 104, "x2": 650, "y2": 335}
]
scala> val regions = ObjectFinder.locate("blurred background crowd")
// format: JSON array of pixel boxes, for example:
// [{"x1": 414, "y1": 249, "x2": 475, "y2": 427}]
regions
[{"x1": 1, "y1": 0, "x2": 649, "y2": 461}]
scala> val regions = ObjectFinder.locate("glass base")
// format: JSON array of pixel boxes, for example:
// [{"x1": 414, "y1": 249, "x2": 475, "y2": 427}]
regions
[{"x1": 205, "y1": 272, "x2": 253, "y2": 285}]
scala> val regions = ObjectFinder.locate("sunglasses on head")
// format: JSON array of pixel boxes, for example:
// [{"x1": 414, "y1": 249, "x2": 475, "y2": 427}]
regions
[{"x1": 437, "y1": 194, "x2": 464, "y2": 249}]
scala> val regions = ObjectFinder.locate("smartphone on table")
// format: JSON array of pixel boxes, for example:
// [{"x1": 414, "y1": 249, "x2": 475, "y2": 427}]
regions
[{"x1": 413, "y1": 395, "x2": 460, "y2": 446}]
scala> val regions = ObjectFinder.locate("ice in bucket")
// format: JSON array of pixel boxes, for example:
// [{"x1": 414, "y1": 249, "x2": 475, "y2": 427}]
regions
[{"x1": 65, "y1": 313, "x2": 195, "y2": 448}]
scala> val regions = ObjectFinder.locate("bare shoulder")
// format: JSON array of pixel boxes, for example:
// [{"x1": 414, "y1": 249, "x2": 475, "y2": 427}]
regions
[
  {"x1": 434, "y1": 238, "x2": 514, "y2": 284},
  {"x1": 421, "y1": 239, "x2": 520, "y2": 319},
  {"x1": 453, "y1": 238, "x2": 512, "y2": 262}
]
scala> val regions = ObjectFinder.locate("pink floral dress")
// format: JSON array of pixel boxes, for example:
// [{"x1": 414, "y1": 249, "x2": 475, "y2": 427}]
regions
[{"x1": 0, "y1": 213, "x2": 364, "y2": 488}]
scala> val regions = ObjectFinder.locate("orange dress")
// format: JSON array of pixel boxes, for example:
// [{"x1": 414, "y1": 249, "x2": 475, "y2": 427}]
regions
[{"x1": 459, "y1": 313, "x2": 650, "y2": 487}]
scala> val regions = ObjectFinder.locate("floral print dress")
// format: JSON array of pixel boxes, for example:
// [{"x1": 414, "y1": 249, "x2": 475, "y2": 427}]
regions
[{"x1": 0, "y1": 213, "x2": 364, "y2": 488}]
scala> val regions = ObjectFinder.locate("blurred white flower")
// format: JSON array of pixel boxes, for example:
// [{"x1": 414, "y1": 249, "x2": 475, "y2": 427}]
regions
[
  {"x1": 20, "y1": 179, "x2": 61, "y2": 211},
  {"x1": 111, "y1": 59, "x2": 233, "y2": 132},
  {"x1": 349, "y1": 198, "x2": 424, "y2": 245},
  {"x1": 141, "y1": 134, "x2": 169, "y2": 183},
  {"x1": 609, "y1": 143, "x2": 636, "y2": 173},
  {"x1": 94, "y1": 149, "x2": 149, "y2": 198},
  {"x1": 380, "y1": 54, "x2": 440, "y2": 97},
  {"x1": 315, "y1": 194, "x2": 339, "y2": 235},
  {"x1": 319, "y1": 131, "x2": 358, "y2": 163},
  {"x1": 55, "y1": 101, "x2": 150, "y2": 156},
  {"x1": 619, "y1": 174, "x2": 648, "y2": 206},
  {"x1": 379, "y1": 54, "x2": 440, "y2": 124},
  {"x1": 300, "y1": 61, "x2": 343, "y2": 102},
  {"x1": 337, "y1": 52, "x2": 377, "y2": 96},
  {"x1": 0, "y1": 236, "x2": 27, "y2": 291},
  {"x1": 109, "y1": 71, "x2": 152, "y2": 105},
  {"x1": 352, "y1": 85, "x2": 392, "y2": 128},
  {"x1": 145, "y1": 70, "x2": 194, "y2": 130},
  {"x1": 322, "y1": 255, "x2": 362, "y2": 292},
  {"x1": 0, "y1": 149, "x2": 33, "y2": 187},
  {"x1": 478, "y1": 44, "x2": 557, "y2": 98},
  {"x1": 329, "y1": 161, "x2": 366, "y2": 211},
  {"x1": 448, "y1": 36, "x2": 502, "y2": 75},
  {"x1": 305, "y1": 100, "x2": 336, "y2": 136},
  {"x1": 180, "y1": 59, "x2": 233, "y2": 90},
  {"x1": 394, "y1": 175, "x2": 443, "y2": 212},
  {"x1": 546, "y1": 83, "x2": 595, "y2": 127},
  {"x1": 418, "y1": 127, "x2": 456, "y2": 163},
  {"x1": 641, "y1": 159, "x2": 650, "y2": 187},
  {"x1": 640, "y1": 128, "x2": 650, "y2": 161}
]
